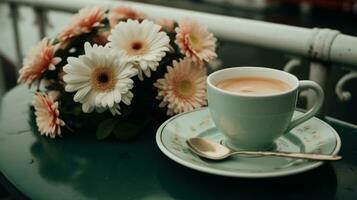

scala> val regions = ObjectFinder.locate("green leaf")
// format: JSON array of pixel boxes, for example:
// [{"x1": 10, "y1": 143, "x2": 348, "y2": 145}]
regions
[
  {"x1": 72, "y1": 105, "x2": 83, "y2": 116},
  {"x1": 96, "y1": 119, "x2": 117, "y2": 140}
]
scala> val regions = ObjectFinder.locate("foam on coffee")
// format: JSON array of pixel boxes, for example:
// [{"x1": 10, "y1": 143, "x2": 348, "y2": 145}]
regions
[{"x1": 215, "y1": 76, "x2": 291, "y2": 95}]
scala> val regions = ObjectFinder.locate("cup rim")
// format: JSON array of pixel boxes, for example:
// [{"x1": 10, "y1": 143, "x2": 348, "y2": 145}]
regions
[{"x1": 207, "y1": 66, "x2": 299, "y2": 98}]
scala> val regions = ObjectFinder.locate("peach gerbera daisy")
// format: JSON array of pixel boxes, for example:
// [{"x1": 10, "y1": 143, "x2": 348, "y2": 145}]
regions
[
  {"x1": 108, "y1": 6, "x2": 146, "y2": 28},
  {"x1": 157, "y1": 18, "x2": 175, "y2": 32},
  {"x1": 32, "y1": 91, "x2": 65, "y2": 139},
  {"x1": 175, "y1": 20, "x2": 217, "y2": 63},
  {"x1": 91, "y1": 31, "x2": 110, "y2": 45},
  {"x1": 18, "y1": 38, "x2": 61, "y2": 86},
  {"x1": 58, "y1": 7, "x2": 105, "y2": 44},
  {"x1": 154, "y1": 58, "x2": 207, "y2": 115}
]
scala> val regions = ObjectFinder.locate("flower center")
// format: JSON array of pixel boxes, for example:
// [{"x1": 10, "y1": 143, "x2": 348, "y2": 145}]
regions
[
  {"x1": 127, "y1": 40, "x2": 147, "y2": 56},
  {"x1": 132, "y1": 41, "x2": 143, "y2": 50},
  {"x1": 177, "y1": 80, "x2": 194, "y2": 97},
  {"x1": 98, "y1": 73, "x2": 109, "y2": 83},
  {"x1": 189, "y1": 33, "x2": 202, "y2": 50},
  {"x1": 91, "y1": 67, "x2": 116, "y2": 92}
]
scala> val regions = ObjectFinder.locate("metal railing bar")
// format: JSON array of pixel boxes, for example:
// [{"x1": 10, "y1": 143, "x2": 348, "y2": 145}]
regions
[
  {"x1": 307, "y1": 62, "x2": 330, "y2": 115},
  {"x1": 9, "y1": 3, "x2": 22, "y2": 70},
  {"x1": 326, "y1": 116, "x2": 357, "y2": 129},
  {"x1": 34, "y1": 7, "x2": 47, "y2": 39},
  {"x1": 1, "y1": 0, "x2": 357, "y2": 68},
  {"x1": 0, "y1": 56, "x2": 5, "y2": 98}
]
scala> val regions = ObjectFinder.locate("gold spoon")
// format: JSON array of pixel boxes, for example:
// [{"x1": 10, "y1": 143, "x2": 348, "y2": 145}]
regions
[{"x1": 186, "y1": 138, "x2": 342, "y2": 161}]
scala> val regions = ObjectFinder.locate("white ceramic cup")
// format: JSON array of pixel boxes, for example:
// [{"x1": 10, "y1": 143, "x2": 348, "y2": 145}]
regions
[{"x1": 207, "y1": 67, "x2": 324, "y2": 151}]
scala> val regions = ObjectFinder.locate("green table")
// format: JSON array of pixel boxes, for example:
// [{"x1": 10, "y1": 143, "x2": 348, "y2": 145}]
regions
[{"x1": 1, "y1": 86, "x2": 357, "y2": 200}]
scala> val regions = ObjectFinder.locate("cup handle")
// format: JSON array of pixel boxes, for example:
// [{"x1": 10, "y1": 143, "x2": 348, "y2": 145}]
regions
[{"x1": 286, "y1": 80, "x2": 324, "y2": 132}]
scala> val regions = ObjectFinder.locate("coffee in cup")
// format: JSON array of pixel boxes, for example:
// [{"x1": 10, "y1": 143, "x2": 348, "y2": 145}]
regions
[{"x1": 215, "y1": 76, "x2": 291, "y2": 95}]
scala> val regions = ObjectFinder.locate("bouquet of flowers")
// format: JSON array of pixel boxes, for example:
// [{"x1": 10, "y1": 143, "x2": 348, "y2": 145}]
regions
[{"x1": 18, "y1": 6, "x2": 218, "y2": 140}]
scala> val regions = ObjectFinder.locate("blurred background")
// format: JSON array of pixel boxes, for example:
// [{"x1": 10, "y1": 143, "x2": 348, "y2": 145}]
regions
[
  {"x1": 0, "y1": 1, "x2": 356, "y2": 117},
  {"x1": 0, "y1": 0, "x2": 356, "y2": 199},
  {"x1": 1, "y1": 0, "x2": 356, "y2": 117}
]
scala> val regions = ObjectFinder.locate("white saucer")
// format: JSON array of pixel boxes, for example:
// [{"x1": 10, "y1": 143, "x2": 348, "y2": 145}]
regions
[{"x1": 156, "y1": 108, "x2": 341, "y2": 178}]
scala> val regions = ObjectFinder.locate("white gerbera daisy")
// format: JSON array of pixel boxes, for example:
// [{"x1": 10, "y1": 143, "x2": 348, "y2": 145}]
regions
[
  {"x1": 108, "y1": 19, "x2": 170, "y2": 80},
  {"x1": 63, "y1": 42, "x2": 137, "y2": 115}
]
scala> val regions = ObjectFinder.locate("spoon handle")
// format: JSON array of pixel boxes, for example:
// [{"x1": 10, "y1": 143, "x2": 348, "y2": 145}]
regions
[{"x1": 230, "y1": 151, "x2": 342, "y2": 161}]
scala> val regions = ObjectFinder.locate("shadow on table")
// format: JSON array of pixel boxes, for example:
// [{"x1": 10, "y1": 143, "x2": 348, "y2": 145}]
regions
[
  {"x1": 156, "y1": 157, "x2": 338, "y2": 200},
  {"x1": 29, "y1": 133, "x2": 157, "y2": 199}
]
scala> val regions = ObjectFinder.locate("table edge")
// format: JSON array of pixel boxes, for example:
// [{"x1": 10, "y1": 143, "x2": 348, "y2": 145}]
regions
[{"x1": 0, "y1": 171, "x2": 29, "y2": 200}]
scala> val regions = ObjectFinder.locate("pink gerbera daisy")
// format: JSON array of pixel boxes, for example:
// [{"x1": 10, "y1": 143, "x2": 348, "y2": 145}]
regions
[
  {"x1": 108, "y1": 6, "x2": 146, "y2": 28},
  {"x1": 58, "y1": 7, "x2": 105, "y2": 44},
  {"x1": 175, "y1": 20, "x2": 217, "y2": 63},
  {"x1": 18, "y1": 38, "x2": 61, "y2": 86},
  {"x1": 154, "y1": 58, "x2": 207, "y2": 115},
  {"x1": 32, "y1": 91, "x2": 65, "y2": 139}
]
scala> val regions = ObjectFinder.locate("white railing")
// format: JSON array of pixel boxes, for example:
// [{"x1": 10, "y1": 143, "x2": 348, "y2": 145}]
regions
[{"x1": 0, "y1": 0, "x2": 356, "y2": 116}]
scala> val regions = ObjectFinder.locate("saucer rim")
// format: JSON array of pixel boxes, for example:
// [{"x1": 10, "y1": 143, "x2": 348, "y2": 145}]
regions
[{"x1": 156, "y1": 107, "x2": 341, "y2": 178}]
